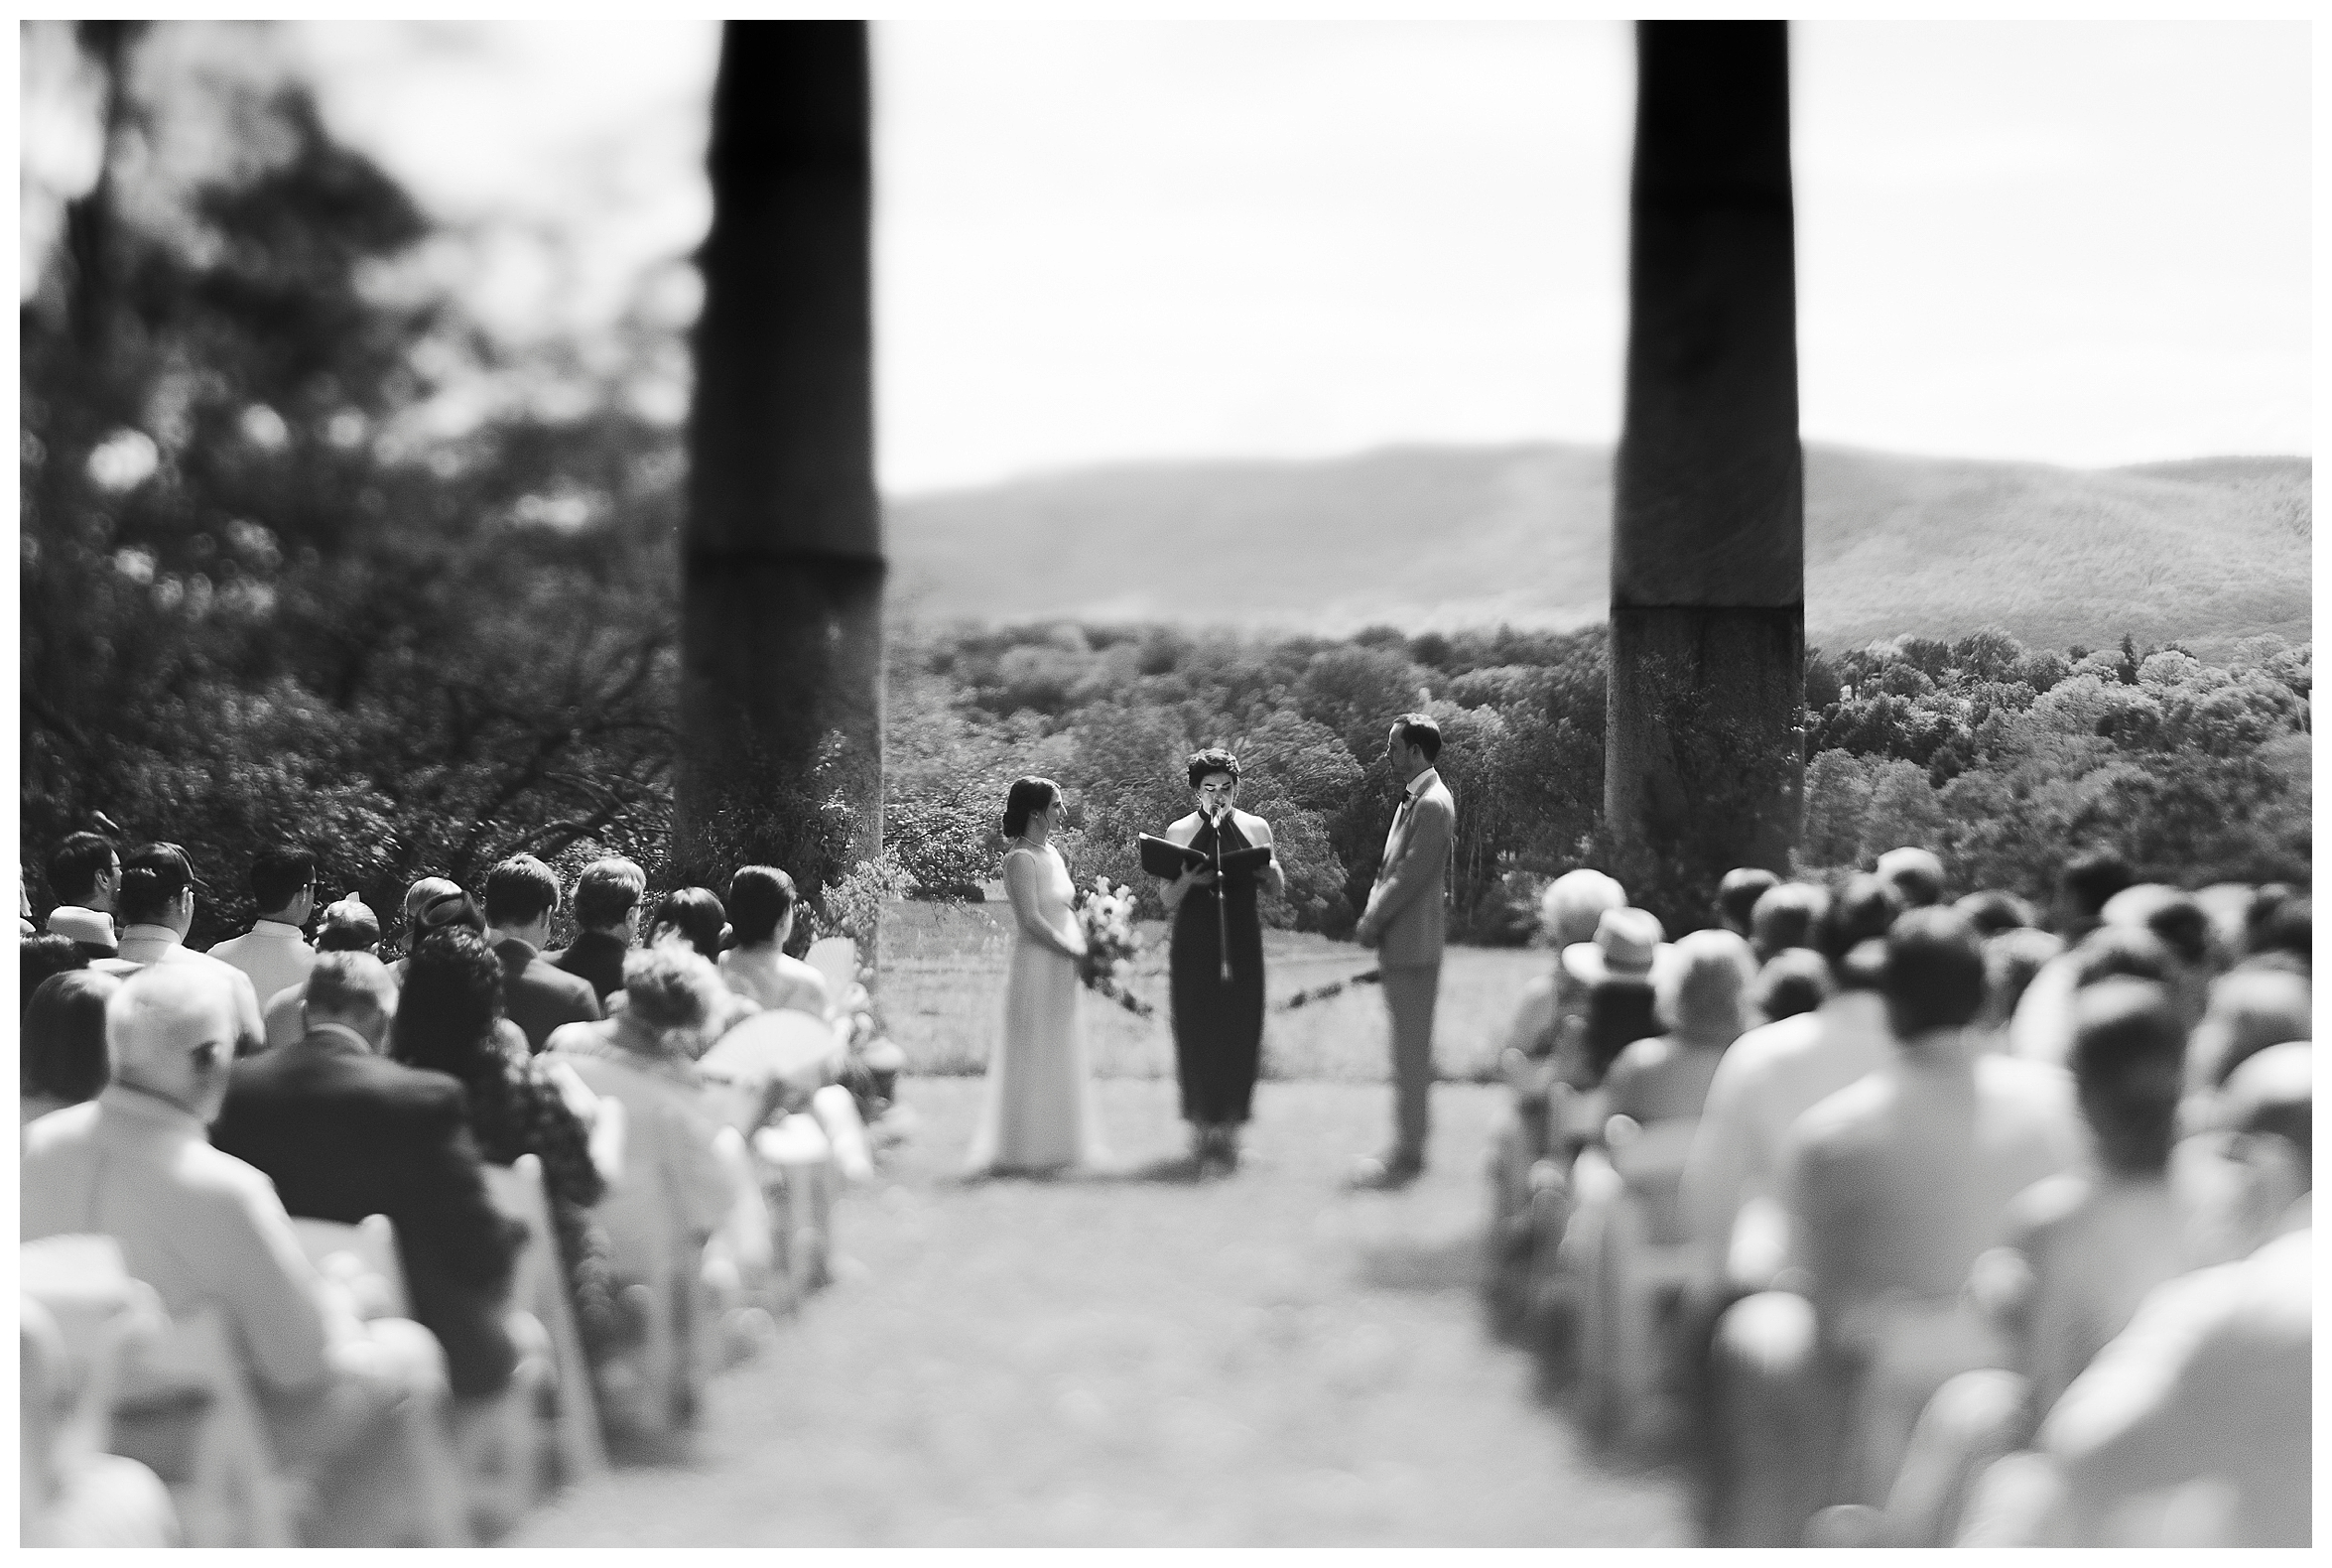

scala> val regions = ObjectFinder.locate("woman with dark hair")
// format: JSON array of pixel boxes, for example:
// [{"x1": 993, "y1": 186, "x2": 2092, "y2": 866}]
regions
[
  {"x1": 647, "y1": 887, "x2": 729, "y2": 962},
  {"x1": 20, "y1": 932, "x2": 86, "y2": 1013},
  {"x1": 391, "y1": 926, "x2": 634, "y2": 1382},
  {"x1": 22, "y1": 970, "x2": 120, "y2": 1124},
  {"x1": 966, "y1": 776, "x2": 1107, "y2": 1174},
  {"x1": 1158, "y1": 747, "x2": 1285, "y2": 1174}
]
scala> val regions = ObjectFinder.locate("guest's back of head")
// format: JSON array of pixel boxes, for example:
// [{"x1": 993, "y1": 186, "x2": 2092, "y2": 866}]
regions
[
  {"x1": 2069, "y1": 926, "x2": 2175, "y2": 991},
  {"x1": 1876, "y1": 846, "x2": 1946, "y2": 910},
  {"x1": 573, "y1": 856, "x2": 647, "y2": 934},
  {"x1": 20, "y1": 933, "x2": 84, "y2": 1010},
  {"x1": 1880, "y1": 907, "x2": 1987, "y2": 1042},
  {"x1": 482, "y1": 854, "x2": 561, "y2": 932},
  {"x1": 246, "y1": 844, "x2": 316, "y2": 918},
  {"x1": 1956, "y1": 888, "x2": 2038, "y2": 939},
  {"x1": 115, "y1": 843, "x2": 196, "y2": 929},
  {"x1": 1717, "y1": 867, "x2": 1780, "y2": 937},
  {"x1": 622, "y1": 942, "x2": 721, "y2": 1036},
  {"x1": 2244, "y1": 892, "x2": 2310, "y2": 973},
  {"x1": 1818, "y1": 873, "x2": 1903, "y2": 977},
  {"x1": 1538, "y1": 868, "x2": 1626, "y2": 950},
  {"x1": 726, "y1": 865, "x2": 800, "y2": 949},
  {"x1": 2056, "y1": 849, "x2": 2134, "y2": 937},
  {"x1": 1750, "y1": 947, "x2": 1833, "y2": 1024},
  {"x1": 104, "y1": 965, "x2": 240, "y2": 1121},
  {"x1": 1751, "y1": 881, "x2": 1831, "y2": 963},
  {"x1": 2068, "y1": 978, "x2": 2186, "y2": 1178},
  {"x1": 46, "y1": 832, "x2": 117, "y2": 909},
  {"x1": 2191, "y1": 968, "x2": 2312, "y2": 1091},
  {"x1": 1981, "y1": 926, "x2": 2064, "y2": 1029},
  {"x1": 1659, "y1": 928, "x2": 1757, "y2": 1044},
  {"x1": 23, "y1": 970, "x2": 121, "y2": 1111},
  {"x1": 648, "y1": 886, "x2": 728, "y2": 961},
  {"x1": 389, "y1": 925, "x2": 504, "y2": 1079},
  {"x1": 315, "y1": 893, "x2": 380, "y2": 954}
]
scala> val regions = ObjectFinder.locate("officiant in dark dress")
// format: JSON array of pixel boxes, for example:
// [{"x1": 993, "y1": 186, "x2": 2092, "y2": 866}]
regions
[{"x1": 1159, "y1": 749, "x2": 1284, "y2": 1176}]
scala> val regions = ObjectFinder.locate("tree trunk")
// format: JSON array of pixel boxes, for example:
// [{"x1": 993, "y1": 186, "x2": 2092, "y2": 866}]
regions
[
  {"x1": 679, "y1": 22, "x2": 885, "y2": 933},
  {"x1": 1606, "y1": 21, "x2": 1805, "y2": 932}
]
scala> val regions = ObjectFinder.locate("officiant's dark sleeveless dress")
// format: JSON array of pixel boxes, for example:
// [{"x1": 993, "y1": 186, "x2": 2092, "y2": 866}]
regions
[{"x1": 1168, "y1": 813, "x2": 1266, "y2": 1125}]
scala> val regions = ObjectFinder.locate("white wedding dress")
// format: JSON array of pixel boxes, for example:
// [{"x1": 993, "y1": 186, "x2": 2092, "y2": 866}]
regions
[{"x1": 965, "y1": 843, "x2": 1108, "y2": 1174}]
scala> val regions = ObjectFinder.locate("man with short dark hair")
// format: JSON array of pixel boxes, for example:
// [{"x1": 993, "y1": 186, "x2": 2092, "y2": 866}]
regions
[
  {"x1": 213, "y1": 952, "x2": 523, "y2": 1403},
  {"x1": 1718, "y1": 866, "x2": 1781, "y2": 940},
  {"x1": 548, "y1": 857, "x2": 645, "y2": 1005},
  {"x1": 45, "y1": 832, "x2": 121, "y2": 958},
  {"x1": 481, "y1": 853, "x2": 600, "y2": 1052},
  {"x1": 210, "y1": 844, "x2": 320, "y2": 1012},
  {"x1": 1348, "y1": 712, "x2": 1455, "y2": 1190},
  {"x1": 1875, "y1": 847, "x2": 1946, "y2": 910}
]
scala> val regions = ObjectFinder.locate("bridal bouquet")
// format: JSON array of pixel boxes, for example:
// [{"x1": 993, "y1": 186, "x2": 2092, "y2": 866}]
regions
[{"x1": 1075, "y1": 876, "x2": 1155, "y2": 1017}]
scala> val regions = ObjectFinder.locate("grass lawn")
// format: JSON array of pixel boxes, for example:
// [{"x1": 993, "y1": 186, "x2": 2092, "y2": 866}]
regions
[
  {"x1": 511, "y1": 1077, "x2": 1690, "y2": 1547},
  {"x1": 878, "y1": 899, "x2": 1547, "y2": 1086}
]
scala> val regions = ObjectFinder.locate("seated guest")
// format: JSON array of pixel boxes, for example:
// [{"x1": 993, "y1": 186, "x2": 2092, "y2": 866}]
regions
[
  {"x1": 89, "y1": 843, "x2": 261, "y2": 1043},
  {"x1": 1716, "y1": 866, "x2": 1780, "y2": 940},
  {"x1": 210, "y1": 952, "x2": 523, "y2": 1403},
  {"x1": 544, "y1": 945, "x2": 740, "y2": 1296},
  {"x1": 1976, "y1": 927, "x2": 2063, "y2": 1040},
  {"x1": 1606, "y1": 928, "x2": 1758, "y2": 1127},
  {"x1": 207, "y1": 844, "x2": 319, "y2": 1017},
  {"x1": 21, "y1": 1293, "x2": 180, "y2": 1546},
  {"x1": 390, "y1": 877, "x2": 472, "y2": 982},
  {"x1": 1680, "y1": 873, "x2": 1903, "y2": 1304},
  {"x1": 1984, "y1": 1043, "x2": 2312, "y2": 1547},
  {"x1": 44, "y1": 831, "x2": 121, "y2": 958},
  {"x1": 719, "y1": 865, "x2": 834, "y2": 1018},
  {"x1": 1500, "y1": 868, "x2": 1626, "y2": 1063},
  {"x1": 1720, "y1": 909, "x2": 2082, "y2": 1533},
  {"x1": 22, "y1": 970, "x2": 121, "y2": 1124},
  {"x1": 2183, "y1": 966, "x2": 2310, "y2": 1095},
  {"x1": 22, "y1": 966, "x2": 454, "y2": 1546},
  {"x1": 1956, "y1": 888, "x2": 2039, "y2": 938},
  {"x1": 549, "y1": 856, "x2": 645, "y2": 1005},
  {"x1": 1559, "y1": 906, "x2": 1667, "y2": 1086},
  {"x1": 1863, "y1": 980, "x2": 2199, "y2": 1545},
  {"x1": 22, "y1": 930, "x2": 87, "y2": 1007},
  {"x1": 1749, "y1": 880, "x2": 1830, "y2": 965},
  {"x1": 646, "y1": 885, "x2": 730, "y2": 963},
  {"x1": 1875, "y1": 846, "x2": 1946, "y2": 910},
  {"x1": 2236, "y1": 890, "x2": 2308, "y2": 979},
  {"x1": 392, "y1": 926, "x2": 633, "y2": 1376},
  {"x1": 482, "y1": 853, "x2": 601, "y2": 1052},
  {"x1": 2013, "y1": 922, "x2": 2177, "y2": 1066},
  {"x1": 263, "y1": 892, "x2": 382, "y2": 1050},
  {"x1": 1749, "y1": 947, "x2": 1831, "y2": 1026},
  {"x1": 2008, "y1": 849, "x2": 2135, "y2": 1061}
]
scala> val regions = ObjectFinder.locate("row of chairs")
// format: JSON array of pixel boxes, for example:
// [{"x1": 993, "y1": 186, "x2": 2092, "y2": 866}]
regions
[{"x1": 24, "y1": 1126, "x2": 843, "y2": 1546}]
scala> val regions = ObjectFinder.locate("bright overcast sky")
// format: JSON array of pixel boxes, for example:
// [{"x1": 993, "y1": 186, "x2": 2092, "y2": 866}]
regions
[{"x1": 69, "y1": 21, "x2": 2325, "y2": 493}]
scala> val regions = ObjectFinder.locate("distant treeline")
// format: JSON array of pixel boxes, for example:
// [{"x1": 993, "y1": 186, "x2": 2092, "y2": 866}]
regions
[{"x1": 884, "y1": 621, "x2": 2311, "y2": 942}]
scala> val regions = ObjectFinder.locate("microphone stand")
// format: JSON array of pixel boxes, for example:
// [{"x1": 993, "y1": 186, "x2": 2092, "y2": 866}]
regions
[{"x1": 1213, "y1": 807, "x2": 1232, "y2": 984}]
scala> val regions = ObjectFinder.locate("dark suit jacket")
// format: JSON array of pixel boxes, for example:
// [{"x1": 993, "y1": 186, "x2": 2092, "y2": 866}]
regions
[
  {"x1": 495, "y1": 937, "x2": 602, "y2": 1053},
  {"x1": 209, "y1": 1027, "x2": 524, "y2": 1400},
  {"x1": 546, "y1": 929, "x2": 629, "y2": 1007}
]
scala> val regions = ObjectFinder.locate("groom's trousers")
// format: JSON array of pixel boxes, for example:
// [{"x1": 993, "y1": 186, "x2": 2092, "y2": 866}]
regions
[{"x1": 1378, "y1": 962, "x2": 1440, "y2": 1165}]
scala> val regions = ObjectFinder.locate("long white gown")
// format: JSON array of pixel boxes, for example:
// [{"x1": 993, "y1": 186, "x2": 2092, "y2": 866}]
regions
[{"x1": 965, "y1": 844, "x2": 1108, "y2": 1174}]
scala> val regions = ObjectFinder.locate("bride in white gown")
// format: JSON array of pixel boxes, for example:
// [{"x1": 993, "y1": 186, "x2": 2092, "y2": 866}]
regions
[{"x1": 966, "y1": 777, "x2": 1109, "y2": 1175}]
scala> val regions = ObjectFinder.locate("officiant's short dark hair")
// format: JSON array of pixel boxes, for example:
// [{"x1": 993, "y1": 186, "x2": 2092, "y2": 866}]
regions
[
  {"x1": 728, "y1": 865, "x2": 799, "y2": 946},
  {"x1": 1186, "y1": 748, "x2": 1239, "y2": 789},
  {"x1": 1392, "y1": 713, "x2": 1442, "y2": 762},
  {"x1": 1002, "y1": 777, "x2": 1061, "y2": 838}
]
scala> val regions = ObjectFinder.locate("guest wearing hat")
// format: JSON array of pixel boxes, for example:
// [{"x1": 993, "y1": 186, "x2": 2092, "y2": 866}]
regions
[
  {"x1": 1561, "y1": 906, "x2": 1670, "y2": 1088},
  {"x1": 1500, "y1": 869, "x2": 1627, "y2": 1065},
  {"x1": 89, "y1": 843, "x2": 262, "y2": 1050}
]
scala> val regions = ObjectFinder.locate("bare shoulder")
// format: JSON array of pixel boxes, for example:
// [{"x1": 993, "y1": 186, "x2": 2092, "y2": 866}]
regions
[
  {"x1": 1233, "y1": 809, "x2": 1273, "y2": 843},
  {"x1": 1165, "y1": 812, "x2": 1203, "y2": 845}
]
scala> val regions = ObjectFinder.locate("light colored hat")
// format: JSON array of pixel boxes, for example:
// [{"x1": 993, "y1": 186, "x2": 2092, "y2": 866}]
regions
[
  {"x1": 1563, "y1": 906, "x2": 1669, "y2": 985},
  {"x1": 1538, "y1": 869, "x2": 1626, "y2": 949}
]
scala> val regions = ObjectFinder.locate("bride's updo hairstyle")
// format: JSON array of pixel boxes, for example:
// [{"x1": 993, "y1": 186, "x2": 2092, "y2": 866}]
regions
[
  {"x1": 1186, "y1": 747, "x2": 1240, "y2": 790},
  {"x1": 1002, "y1": 776, "x2": 1063, "y2": 839}
]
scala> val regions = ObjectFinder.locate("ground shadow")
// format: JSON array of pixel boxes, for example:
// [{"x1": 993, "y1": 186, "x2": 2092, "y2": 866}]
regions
[{"x1": 1352, "y1": 1231, "x2": 1486, "y2": 1292}]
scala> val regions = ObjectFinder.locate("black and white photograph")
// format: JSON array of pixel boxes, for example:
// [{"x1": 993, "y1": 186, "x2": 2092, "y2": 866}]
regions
[{"x1": 16, "y1": 15, "x2": 2312, "y2": 1549}]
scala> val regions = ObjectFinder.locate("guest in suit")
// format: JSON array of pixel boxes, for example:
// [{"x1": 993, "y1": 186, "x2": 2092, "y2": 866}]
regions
[
  {"x1": 262, "y1": 892, "x2": 382, "y2": 1050},
  {"x1": 1349, "y1": 713, "x2": 1456, "y2": 1190},
  {"x1": 719, "y1": 865, "x2": 834, "y2": 1018},
  {"x1": 211, "y1": 951, "x2": 523, "y2": 1402},
  {"x1": 1717, "y1": 867, "x2": 1780, "y2": 941},
  {"x1": 549, "y1": 856, "x2": 645, "y2": 1006},
  {"x1": 44, "y1": 832, "x2": 121, "y2": 958},
  {"x1": 23, "y1": 970, "x2": 121, "y2": 1124},
  {"x1": 207, "y1": 843, "x2": 319, "y2": 1015},
  {"x1": 482, "y1": 853, "x2": 602, "y2": 1052},
  {"x1": 23, "y1": 964, "x2": 455, "y2": 1545}
]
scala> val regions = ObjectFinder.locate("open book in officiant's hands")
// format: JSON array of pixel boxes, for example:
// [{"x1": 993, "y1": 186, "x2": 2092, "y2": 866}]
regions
[{"x1": 1138, "y1": 834, "x2": 1273, "y2": 880}]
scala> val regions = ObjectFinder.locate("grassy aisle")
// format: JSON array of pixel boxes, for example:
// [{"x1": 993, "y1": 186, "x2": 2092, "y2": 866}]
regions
[{"x1": 511, "y1": 1076, "x2": 1690, "y2": 1547}]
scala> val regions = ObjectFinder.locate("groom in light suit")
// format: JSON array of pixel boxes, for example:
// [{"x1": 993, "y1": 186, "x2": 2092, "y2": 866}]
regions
[{"x1": 1349, "y1": 713, "x2": 1455, "y2": 1190}]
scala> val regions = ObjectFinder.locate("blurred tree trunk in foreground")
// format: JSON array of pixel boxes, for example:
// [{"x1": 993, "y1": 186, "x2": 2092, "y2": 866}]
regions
[
  {"x1": 679, "y1": 21, "x2": 886, "y2": 927},
  {"x1": 1606, "y1": 21, "x2": 1805, "y2": 932}
]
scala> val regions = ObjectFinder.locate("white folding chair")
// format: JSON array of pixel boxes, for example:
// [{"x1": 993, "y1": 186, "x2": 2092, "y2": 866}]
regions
[
  {"x1": 753, "y1": 1112, "x2": 837, "y2": 1299},
  {"x1": 482, "y1": 1153, "x2": 607, "y2": 1487},
  {"x1": 1572, "y1": 1115, "x2": 1702, "y2": 1445},
  {"x1": 115, "y1": 1306, "x2": 302, "y2": 1547}
]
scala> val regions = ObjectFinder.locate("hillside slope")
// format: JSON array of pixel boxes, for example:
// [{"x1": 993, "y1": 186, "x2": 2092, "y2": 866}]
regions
[{"x1": 886, "y1": 444, "x2": 2309, "y2": 654}]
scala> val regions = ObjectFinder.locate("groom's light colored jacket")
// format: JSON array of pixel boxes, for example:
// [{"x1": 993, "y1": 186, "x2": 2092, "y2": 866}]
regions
[{"x1": 1364, "y1": 768, "x2": 1455, "y2": 969}]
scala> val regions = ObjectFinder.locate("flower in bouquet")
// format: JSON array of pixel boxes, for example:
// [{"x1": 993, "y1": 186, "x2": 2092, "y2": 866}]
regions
[{"x1": 1074, "y1": 876, "x2": 1154, "y2": 1017}]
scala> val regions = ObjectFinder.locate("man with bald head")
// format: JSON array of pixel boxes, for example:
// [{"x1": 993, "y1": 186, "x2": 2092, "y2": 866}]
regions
[
  {"x1": 213, "y1": 952, "x2": 522, "y2": 1402},
  {"x1": 22, "y1": 965, "x2": 460, "y2": 1544}
]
